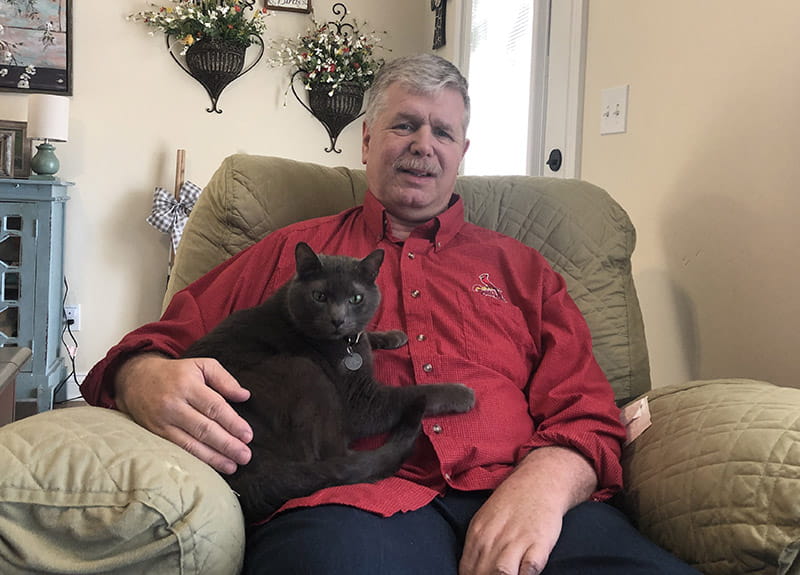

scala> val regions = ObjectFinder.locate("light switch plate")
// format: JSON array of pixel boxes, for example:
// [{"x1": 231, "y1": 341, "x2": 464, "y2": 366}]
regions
[{"x1": 600, "y1": 85, "x2": 629, "y2": 135}]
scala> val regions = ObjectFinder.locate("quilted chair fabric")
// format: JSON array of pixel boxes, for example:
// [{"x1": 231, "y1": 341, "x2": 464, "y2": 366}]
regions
[
  {"x1": 167, "y1": 154, "x2": 651, "y2": 403},
  {"x1": 623, "y1": 379, "x2": 800, "y2": 575},
  {"x1": 0, "y1": 406, "x2": 244, "y2": 574}
]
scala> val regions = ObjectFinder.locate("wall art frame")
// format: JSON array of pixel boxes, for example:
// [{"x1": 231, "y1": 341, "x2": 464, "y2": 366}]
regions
[
  {"x1": 0, "y1": 0, "x2": 72, "y2": 95},
  {"x1": 266, "y1": 0, "x2": 312, "y2": 14},
  {"x1": 0, "y1": 130, "x2": 13, "y2": 177},
  {"x1": 0, "y1": 120, "x2": 30, "y2": 178}
]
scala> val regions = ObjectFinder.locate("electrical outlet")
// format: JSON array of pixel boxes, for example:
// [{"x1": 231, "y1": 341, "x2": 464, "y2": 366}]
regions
[{"x1": 64, "y1": 304, "x2": 81, "y2": 331}]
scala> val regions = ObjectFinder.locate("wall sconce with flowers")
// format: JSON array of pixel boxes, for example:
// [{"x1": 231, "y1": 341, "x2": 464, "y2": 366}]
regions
[
  {"x1": 128, "y1": 0, "x2": 268, "y2": 113},
  {"x1": 267, "y1": 3, "x2": 386, "y2": 152}
]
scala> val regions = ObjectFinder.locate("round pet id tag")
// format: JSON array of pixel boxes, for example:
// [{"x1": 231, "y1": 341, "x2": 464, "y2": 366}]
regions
[{"x1": 343, "y1": 352, "x2": 363, "y2": 371}]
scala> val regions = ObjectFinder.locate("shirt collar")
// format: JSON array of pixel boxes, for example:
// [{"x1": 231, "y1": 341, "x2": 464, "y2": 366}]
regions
[{"x1": 362, "y1": 190, "x2": 465, "y2": 250}]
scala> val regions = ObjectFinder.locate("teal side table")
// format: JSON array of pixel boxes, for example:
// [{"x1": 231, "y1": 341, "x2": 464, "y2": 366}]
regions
[{"x1": 0, "y1": 179, "x2": 70, "y2": 414}]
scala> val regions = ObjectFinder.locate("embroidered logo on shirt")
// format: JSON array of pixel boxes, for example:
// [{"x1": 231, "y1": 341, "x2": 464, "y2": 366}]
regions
[{"x1": 472, "y1": 273, "x2": 507, "y2": 302}]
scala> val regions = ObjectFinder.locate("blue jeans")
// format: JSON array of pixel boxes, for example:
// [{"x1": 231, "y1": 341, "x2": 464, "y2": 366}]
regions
[{"x1": 243, "y1": 490, "x2": 700, "y2": 574}]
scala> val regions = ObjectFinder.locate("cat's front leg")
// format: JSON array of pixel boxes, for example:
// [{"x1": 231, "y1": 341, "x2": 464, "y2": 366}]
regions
[
  {"x1": 421, "y1": 383, "x2": 475, "y2": 415},
  {"x1": 368, "y1": 330, "x2": 408, "y2": 350}
]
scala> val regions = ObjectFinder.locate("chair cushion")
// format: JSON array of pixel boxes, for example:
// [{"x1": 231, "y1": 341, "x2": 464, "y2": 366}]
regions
[
  {"x1": 0, "y1": 406, "x2": 244, "y2": 574},
  {"x1": 623, "y1": 379, "x2": 800, "y2": 574}
]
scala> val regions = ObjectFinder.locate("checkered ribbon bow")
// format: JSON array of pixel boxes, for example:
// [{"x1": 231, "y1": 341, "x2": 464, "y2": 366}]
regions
[{"x1": 145, "y1": 180, "x2": 202, "y2": 253}]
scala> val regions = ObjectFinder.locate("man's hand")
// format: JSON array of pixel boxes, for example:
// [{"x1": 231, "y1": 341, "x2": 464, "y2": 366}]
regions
[
  {"x1": 459, "y1": 446, "x2": 597, "y2": 575},
  {"x1": 114, "y1": 353, "x2": 253, "y2": 474}
]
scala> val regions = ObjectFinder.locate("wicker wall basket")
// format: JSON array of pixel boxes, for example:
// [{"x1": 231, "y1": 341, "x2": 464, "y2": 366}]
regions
[
  {"x1": 292, "y1": 72, "x2": 365, "y2": 153},
  {"x1": 169, "y1": 36, "x2": 264, "y2": 113}
]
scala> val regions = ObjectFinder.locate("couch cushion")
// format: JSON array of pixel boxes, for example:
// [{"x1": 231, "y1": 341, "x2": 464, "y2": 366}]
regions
[
  {"x1": 166, "y1": 154, "x2": 650, "y2": 402},
  {"x1": 0, "y1": 406, "x2": 244, "y2": 574},
  {"x1": 623, "y1": 379, "x2": 800, "y2": 574}
]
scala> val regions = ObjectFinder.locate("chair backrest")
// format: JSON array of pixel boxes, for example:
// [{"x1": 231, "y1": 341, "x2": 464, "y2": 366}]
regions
[{"x1": 166, "y1": 154, "x2": 651, "y2": 403}]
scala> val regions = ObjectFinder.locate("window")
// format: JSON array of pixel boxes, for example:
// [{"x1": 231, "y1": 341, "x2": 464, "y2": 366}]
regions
[
  {"x1": 461, "y1": 1, "x2": 587, "y2": 178},
  {"x1": 463, "y1": 0, "x2": 543, "y2": 176}
]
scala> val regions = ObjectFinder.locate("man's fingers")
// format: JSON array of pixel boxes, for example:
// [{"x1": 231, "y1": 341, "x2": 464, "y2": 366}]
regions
[
  {"x1": 162, "y1": 420, "x2": 243, "y2": 475},
  {"x1": 200, "y1": 358, "x2": 251, "y2": 402},
  {"x1": 181, "y1": 395, "x2": 252, "y2": 466},
  {"x1": 191, "y1": 359, "x2": 254, "y2": 445}
]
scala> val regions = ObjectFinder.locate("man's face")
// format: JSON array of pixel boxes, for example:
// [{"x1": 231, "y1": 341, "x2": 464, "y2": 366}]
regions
[{"x1": 361, "y1": 83, "x2": 470, "y2": 228}]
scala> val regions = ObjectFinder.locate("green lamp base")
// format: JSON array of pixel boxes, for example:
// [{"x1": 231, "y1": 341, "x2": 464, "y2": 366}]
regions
[{"x1": 30, "y1": 142, "x2": 61, "y2": 180}]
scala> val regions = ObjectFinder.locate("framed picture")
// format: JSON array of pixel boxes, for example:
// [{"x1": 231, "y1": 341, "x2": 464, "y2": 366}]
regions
[
  {"x1": 0, "y1": 121, "x2": 30, "y2": 178},
  {"x1": 0, "y1": 130, "x2": 13, "y2": 177},
  {"x1": 0, "y1": 0, "x2": 72, "y2": 94},
  {"x1": 266, "y1": 0, "x2": 312, "y2": 14}
]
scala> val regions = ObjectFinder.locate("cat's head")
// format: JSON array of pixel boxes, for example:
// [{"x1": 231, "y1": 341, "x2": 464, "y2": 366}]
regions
[{"x1": 286, "y1": 242, "x2": 384, "y2": 340}]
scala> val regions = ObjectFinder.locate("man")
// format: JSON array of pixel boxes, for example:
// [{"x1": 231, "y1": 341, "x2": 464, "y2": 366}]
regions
[{"x1": 82, "y1": 54, "x2": 698, "y2": 574}]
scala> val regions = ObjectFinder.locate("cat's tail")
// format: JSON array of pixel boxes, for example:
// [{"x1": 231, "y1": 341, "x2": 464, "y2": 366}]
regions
[{"x1": 230, "y1": 398, "x2": 427, "y2": 524}]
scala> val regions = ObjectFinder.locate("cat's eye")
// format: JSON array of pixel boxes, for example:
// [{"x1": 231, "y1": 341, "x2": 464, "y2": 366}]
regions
[
  {"x1": 312, "y1": 291, "x2": 327, "y2": 302},
  {"x1": 349, "y1": 294, "x2": 364, "y2": 305}
]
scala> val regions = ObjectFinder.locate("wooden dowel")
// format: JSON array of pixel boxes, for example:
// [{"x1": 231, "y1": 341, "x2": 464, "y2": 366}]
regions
[{"x1": 174, "y1": 148, "x2": 186, "y2": 200}]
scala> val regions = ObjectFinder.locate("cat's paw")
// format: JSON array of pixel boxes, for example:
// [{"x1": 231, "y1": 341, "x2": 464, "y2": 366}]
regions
[
  {"x1": 424, "y1": 384, "x2": 476, "y2": 415},
  {"x1": 368, "y1": 330, "x2": 408, "y2": 350}
]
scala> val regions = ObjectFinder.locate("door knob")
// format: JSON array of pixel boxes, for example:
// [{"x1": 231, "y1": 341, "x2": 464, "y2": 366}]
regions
[{"x1": 546, "y1": 149, "x2": 562, "y2": 172}]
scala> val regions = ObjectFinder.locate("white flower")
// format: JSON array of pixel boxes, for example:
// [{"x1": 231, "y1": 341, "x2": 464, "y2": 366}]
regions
[{"x1": 0, "y1": 69, "x2": 7, "y2": 77}]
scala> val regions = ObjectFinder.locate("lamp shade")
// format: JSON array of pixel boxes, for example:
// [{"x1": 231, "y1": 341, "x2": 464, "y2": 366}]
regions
[{"x1": 27, "y1": 94, "x2": 69, "y2": 142}]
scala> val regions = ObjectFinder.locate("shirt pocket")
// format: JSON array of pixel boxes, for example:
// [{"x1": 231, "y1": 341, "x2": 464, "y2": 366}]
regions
[{"x1": 457, "y1": 291, "x2": 537, "y2": 387}]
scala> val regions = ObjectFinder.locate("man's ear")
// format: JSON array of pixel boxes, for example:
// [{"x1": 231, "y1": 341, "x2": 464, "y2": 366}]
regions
[{"x1": 361, "y1": 121, "x2": 371, "y2": 165}]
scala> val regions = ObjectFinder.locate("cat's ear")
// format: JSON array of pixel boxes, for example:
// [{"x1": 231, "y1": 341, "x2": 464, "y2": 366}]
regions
[
  {"x1": 358, "y1": 249, "x2": 384, "y2": 283},
  {"x1": 295, "y1": 242, "x2": 323, "y2": 278}
]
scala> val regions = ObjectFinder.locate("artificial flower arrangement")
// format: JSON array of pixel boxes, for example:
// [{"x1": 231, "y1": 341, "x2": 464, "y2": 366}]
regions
[
  {"x1": 268, "y1": 13, "x2": 386, "y2": 97},
  {"x1": 128, "y1": 0, "x2": 268, "y2": 54}
]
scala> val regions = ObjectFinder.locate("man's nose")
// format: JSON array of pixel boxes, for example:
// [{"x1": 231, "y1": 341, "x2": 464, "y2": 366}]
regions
[{"x1": 409, "y1": 126, "x2": 434, "y2": 156}]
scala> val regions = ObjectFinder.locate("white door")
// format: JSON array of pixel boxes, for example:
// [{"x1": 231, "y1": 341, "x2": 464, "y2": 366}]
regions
[{"x1": 456, "y1": 0, "x2": 586, "y2": 178}]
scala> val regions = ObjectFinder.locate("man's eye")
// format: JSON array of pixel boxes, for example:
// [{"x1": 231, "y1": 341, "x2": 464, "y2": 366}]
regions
[
  {"x1": 435, "y1": 128, "x2": 453, "y2": 140},
  {"x1": 393, "y1": 123, "x2": 413, "y2": 132},
  {"x1": 349, "y1": 294, "x2": 364, "y2": 305},
  {"x1": 312, "y1": 291, "x2": 327, "y2": 302}
]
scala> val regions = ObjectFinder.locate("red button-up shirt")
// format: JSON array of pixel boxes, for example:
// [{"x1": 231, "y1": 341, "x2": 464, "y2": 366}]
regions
[{"x1": 82, "y1": 191, "x2": 626, "y2": 521}]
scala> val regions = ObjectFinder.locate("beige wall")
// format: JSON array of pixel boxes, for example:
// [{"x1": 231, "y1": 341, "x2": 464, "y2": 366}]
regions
[
  {"x1": 582, "y1": 1, "x2": 800, "y2": 388},
  {"x1": 0, "y1": 1, "x2": 432, "y2": 377}
]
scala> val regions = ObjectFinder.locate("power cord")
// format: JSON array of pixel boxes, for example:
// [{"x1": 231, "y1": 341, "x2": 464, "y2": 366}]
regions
[{"x1": 53, "y1": 277, "x2": 80, "y2": 404}]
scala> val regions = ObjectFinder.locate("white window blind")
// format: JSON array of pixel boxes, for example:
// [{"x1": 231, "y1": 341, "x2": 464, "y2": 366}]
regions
[{"x1": 464, "y1": 0, "x2": 535, "y2": 176}]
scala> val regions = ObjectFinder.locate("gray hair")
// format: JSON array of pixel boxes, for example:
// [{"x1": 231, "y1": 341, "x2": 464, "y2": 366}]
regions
[{"x1": 364, "y1": 53, "x2": 471, "y2": 134}]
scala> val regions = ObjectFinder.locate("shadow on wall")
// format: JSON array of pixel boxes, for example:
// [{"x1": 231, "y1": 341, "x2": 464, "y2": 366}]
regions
[
  {"x1": 661, "y1": 184, "x2": 799, "y2": 388},
  {"x1": 633, "y1": 269, "x2": 698, "y2": 388}
]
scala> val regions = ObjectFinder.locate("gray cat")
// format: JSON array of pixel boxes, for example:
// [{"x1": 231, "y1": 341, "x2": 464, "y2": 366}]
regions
[{"x1": 182, "y1": 242, "x2": 475, "y2": 523}]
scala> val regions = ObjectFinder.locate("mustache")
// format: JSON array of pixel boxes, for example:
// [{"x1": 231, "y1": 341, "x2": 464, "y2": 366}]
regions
[{"x1": 393, "y1": 157, "x2": 442, "y2": 177}]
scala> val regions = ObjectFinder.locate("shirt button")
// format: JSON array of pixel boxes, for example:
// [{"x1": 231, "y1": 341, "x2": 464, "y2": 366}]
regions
[
  {"x1": 416, "y1": 334, "x2": 426, "y2": 342},
  {"x1": 444, "y1": 473, "x2": 452, "y2": 481},
  {"x1": 410, "y1": 289, "x2": 421, "y2": 298},
  {"x1": 423, "y1": 363, "x2": 433, "y2": 372},
  {"x1": 432, "y1": 424, "x2": 443, "y2": 434},
  {"x1": 407, "y1": 252, "x2": 415, "y2": 259}
]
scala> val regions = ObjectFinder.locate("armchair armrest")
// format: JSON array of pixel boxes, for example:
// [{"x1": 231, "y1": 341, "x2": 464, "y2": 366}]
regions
[
  {"x1": 623, "y1": 378, "x2": 800, "y2": 574},
  {"x1": 0, "y1": 406, "x2": 244, "y2": 574}
]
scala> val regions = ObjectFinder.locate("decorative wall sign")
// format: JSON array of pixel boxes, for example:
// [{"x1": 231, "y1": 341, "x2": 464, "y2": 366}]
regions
[
  {"x1": 0, "y1": 120, "x2": 30, "y2": 177},
  {"x1": 431, "y1": 0, "x2": 446, "y2": 49},
  {"x1": 0, "y1": 0, "x2": 72, "y2": 94},
  {"x1": 266, "y1": 0, "x2": 312, "y2": 14},
  {"x1": 0, "y1": 131, "x2": 13, "y2": 177}
]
